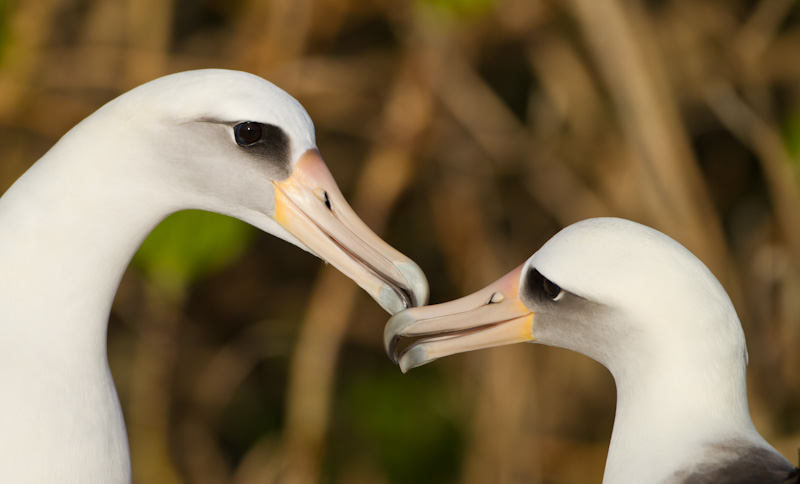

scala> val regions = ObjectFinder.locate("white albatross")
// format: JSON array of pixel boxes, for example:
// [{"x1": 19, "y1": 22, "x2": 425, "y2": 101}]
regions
[
  {"x1": 385, "y1": 217, "x2": 797, "y2": 484},
  {"x1": 0, "y1": 69, "x2": 428, "y2": 483}
]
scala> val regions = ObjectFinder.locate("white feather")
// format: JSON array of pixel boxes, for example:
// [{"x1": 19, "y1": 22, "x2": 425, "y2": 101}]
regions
[
  {"x1": 530, "y1": 218, "x2": 785, "y2": 484},
  {"x1": 0, "y1": 69, "x2": 318, "y2": 483}
]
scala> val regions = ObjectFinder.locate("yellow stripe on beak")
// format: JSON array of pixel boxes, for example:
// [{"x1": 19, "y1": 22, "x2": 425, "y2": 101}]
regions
[
  {"x1": 274, "y1": 149, "x2": 428, "y2": 314},
  {"x1": 384, "y1": 264, "x2": 534, "y2": 372}
]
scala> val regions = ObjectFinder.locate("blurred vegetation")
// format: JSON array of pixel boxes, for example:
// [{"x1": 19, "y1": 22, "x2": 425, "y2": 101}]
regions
[
  {"x1": 1, "y1": 0, "x2": 800, "y2": 483},
  {"x1": 134, "y1": 211, "x2": 256, "y2": 297}
]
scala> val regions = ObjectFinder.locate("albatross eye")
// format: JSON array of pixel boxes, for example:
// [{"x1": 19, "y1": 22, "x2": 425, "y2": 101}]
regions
[
  {"x1": 526, "y1": 269, "x2": 564, "y2": 302},
  {"x1": 542, "y1": 277, "x2": 562, "y2": 300},
  {"x1": 234, "y1": 122, "x2": 264, "y2": 146}
]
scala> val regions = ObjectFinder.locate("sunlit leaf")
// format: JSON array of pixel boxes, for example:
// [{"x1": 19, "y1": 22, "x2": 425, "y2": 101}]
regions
[
  {"x1": 783, "y1": 111, "x2": 800, "y2": 165},
  {"x1": 0, "y1": 0, "x2": 11, "y2": 65},
  {"x1": 132, "y1": 210, "x2": 256, "y2": 295},
  {"x1": 417, "y1": 0, "x2": 496, "y2": 20}
]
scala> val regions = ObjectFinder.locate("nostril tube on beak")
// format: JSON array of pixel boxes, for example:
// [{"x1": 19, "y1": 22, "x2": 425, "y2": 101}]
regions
[{"x1": 313, "y1": 188, "x2": 331, "y2": 210}]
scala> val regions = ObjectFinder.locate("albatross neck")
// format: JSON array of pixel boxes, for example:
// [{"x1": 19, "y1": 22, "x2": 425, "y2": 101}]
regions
[
  {"x1": 601, "y1": 333, "x2": 761, "y2": 484},
  {"x1": 0, "y1": 118, "x2": 179, "y2": 349},
  {"x1": 0, "y1": 118, "x2": 184, "y2": 483}
]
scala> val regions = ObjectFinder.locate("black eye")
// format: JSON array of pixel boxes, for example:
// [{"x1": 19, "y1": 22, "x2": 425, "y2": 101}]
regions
[
  {"x1": 542, "y1": 276, "x2": 562, "y2": 300},
  {"x1": 234, "y1": 122, "x2": 264, "y2": 146},
  {"x1": 527, "y1": 269, "x2": 563, "y2": 301}
]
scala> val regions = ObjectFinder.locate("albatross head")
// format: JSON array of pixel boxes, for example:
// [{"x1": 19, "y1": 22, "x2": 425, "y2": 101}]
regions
[
  {"x1": 385, "y1": 217, "x2": 746, "y2": 379},
  {"x1": 82, "y1": 69, "x2": 428, "y2": 313}
]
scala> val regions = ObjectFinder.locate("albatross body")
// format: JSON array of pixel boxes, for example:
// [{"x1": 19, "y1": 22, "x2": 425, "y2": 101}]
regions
[
  {"x1": 0, "y1": 69, "x2": 428, "y2": 483},
  {"x1": 386, "y1": 217, "x2": 796, "y2": 484}
]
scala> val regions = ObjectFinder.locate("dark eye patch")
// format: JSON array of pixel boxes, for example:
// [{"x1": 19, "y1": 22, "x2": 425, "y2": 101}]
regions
[
  {"x1": 523, "y1": 269, "x2": 563, "y2": 303},
  {"x1": 232, "y1": 122, "x2": 291, "y2": 175}
]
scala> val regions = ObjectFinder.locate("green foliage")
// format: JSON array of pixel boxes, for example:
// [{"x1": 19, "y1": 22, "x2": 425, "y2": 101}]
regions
[
  {"x1": 418, "y1": 0, "x2": 496, "y2": 20},
  {"x1": 132, "y1": 210, "x2": 256, "y2": 295},
  {"x1": 0, "y1": 0, "x2": 11, "y2": 65},
  {"x1": 783, "y1": 111, "x2": 800, "y2": 164}
]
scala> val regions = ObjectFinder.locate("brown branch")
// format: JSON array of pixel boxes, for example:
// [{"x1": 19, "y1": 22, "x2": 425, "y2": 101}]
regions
[
  {"x1": 275, "y1": 59, "x2": 433, "y2": 484},
  {"x1": 565, "y1": 0, "x2": 732, "y2": 285},
  {"x1": 705, "y1": 81, "x2": 800, "y2": 252}
]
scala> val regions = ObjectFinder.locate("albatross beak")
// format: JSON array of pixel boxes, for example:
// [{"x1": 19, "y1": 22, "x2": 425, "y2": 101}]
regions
[
  {"x1": 273, "y1": 149, "x2": 428, "y2": 314},
  {"x1": 385, "y1": 264, "x2": 534, "y2": 373}
]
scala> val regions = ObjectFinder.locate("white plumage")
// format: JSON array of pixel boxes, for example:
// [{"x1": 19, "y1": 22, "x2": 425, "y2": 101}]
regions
[
  {"x1": 0, "y1": 69, "x2": 427, "y2": 483},
  {"x1": 386, "y1": 217, "x2": 795, "y2": 484}
]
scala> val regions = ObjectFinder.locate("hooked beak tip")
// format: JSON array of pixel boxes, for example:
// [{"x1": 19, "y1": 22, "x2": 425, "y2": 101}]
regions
[
  {"x1": 398, "y1": 345, "x2": 431, "y2": 373},
  {"x1": 377, "y1": 260, "x2": 429, "y2": 315},
  {"x1": 383, "y1": 309, "x2": 418, "y2": 362},
  {"x1": 398, "y1": 260, "x2": 429, "y2": 307},
  {"x1": 379, "y1": 285, "x2": 407, "y2": 316}
]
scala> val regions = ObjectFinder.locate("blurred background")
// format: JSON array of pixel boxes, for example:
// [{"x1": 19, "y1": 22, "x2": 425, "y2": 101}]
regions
[{"x1": 1, "y1": 0, "x2": 800, "y2": 482}]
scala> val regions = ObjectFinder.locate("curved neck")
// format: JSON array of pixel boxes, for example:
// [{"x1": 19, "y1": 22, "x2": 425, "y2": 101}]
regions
[
  {"x1": 0, "y1": 126, "x2": 176, "y2": 483},
  {"x1": 601, "y1": 337, "x2": 759, "y2": 484},
  {"x1": 0, "y1": 143, "x2": 173, "y2": 347}
]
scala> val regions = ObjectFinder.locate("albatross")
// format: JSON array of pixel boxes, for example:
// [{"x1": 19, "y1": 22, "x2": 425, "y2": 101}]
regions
[
  {"x1": 385, "y1": 217, "x2": 797, "y2": 484},
  {"x1": 0, "y1": 69, "x2": 428, "y2": 483}
]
